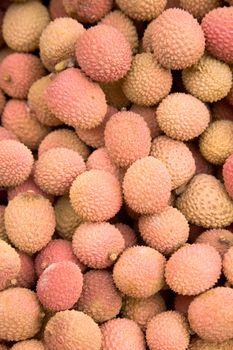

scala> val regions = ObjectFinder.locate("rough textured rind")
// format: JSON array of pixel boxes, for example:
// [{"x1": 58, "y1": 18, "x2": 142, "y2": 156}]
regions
[
  {"x1": 70, "y1": 170, "x2": 122, "y2": 222},
  {"x1": 37, "y1": 261, "x2": 83, "y2": 311},
  {"x1": 28, "y1": 76, "x2": 63, "y2": 127},
  {"x1": 146, "y1": 311, "x2": 190, "y2": 350},
  {"x1": 142, "y1": 19, "x2": 156, "y2": 53},
  {"x1": 188, "y1": 287, "x2": 233, "y2": 342},
  {"x1": 77, "y1": 270, "x2": 122, "y2": 322},
  {"x1": 201, "y1": 7, "x2": 233, "y2": 64},
  {"x1": 196, "y1": 229, "x2": 233, "y2": 258},
  {"x1": 113, "y1": 245, "x2": 165, "y2": 298},
  {"x1": 0, "y1": 206, "x2": 7, "y2": 242},
  {"x1": 75, "y1": 24, "x2": 132, "y2": 83},
  {"x1": 123, "y1": 157, "x2": 171, "y2": 215},
  {"x1": 101, "y1": 10, "x2": 139, "y2": 53},
  {"x1": 114, "y1": 223, "x2": 137, "y2": 248},
  {"x1": 180, "y1": 0, "x2": 220, "y2": 19},
  {"x1": 0, "y1": 126, "x2": 17, "y2": 142},
  {"x1": 49, "y1": 0, "x2": 67, "y2": 19},
  {"x1": 0, "y1": 239, "x2": 20, "y2": 291},
  {"x1": 130, "y1": 105, "x2": 160, "y2": 139},
  {"x1": 165, "y1": 243, "x2": 221, "y2": 295},
  {"x1": 104, "y1": 111, "x2": 151, "y2": 168},
  {"x1": 101, "y1": 318, "x2": 146, "y2": 350},
  {"x1": 38, "y1": 129, "x2": 90, "y2": 159},
  {"x1": 223, "y1": 154, "x2": 233, "y2": 199},
  {"x1": 44, "y1": 310, "x2": 101, "y2": 350},
  {"x1": 123, "y1": 53, "x2": 172, "y2": 106},
  {"x1": 151, "y1": 136, "x2": 196, "y2": 189},
  {"x1": 40, "y1": 17, "x2": 85, "y2": 71},
  {"x1": 63, "y1": 0, "x2": 113, "y2": 23},
  {"x1": 188, "y1": 338, "x2": 233, "y2": 350},
  {"x1": 34, "y1": 147, "x2": 86, "y2": 196},
  {"x1": 0, "y1": 288, "x2": 43, "y2": 341},
  {"x1": 11, "y1": 340, "x2": 46, "y2": 350},
  {"x1": 46, "y1": 68, "x2": 107, "y2": 129},
  {"x1": 55, "y1": 196, "x2": 83, "y2": 241},
  {"x1": 115, "y1": 0, "x2": 166, "y2": 21},
  {"x1": 0, "y1": 140, "x2": 33, "y2": 187},
  {"x1": 223, "y1": 247, "x2": 233, "y2": 285},
  {"x1": 2, "y1": 1, "x2": 50, "y2": 52},
  {"x1": 122, "y1": 294, "x2": 166, "y2": 331},
  {"x1": 86, "y1": 147, "x2": 120, "y2": 180},
  {"x1": 0, "y1": 53, "x2": 45, "y2": 99},
  {"x1": 72, "y1": 222, "x2": 125, "y2": 268},
  {"x1": 35, "y1": 239, "x2": 85, "y2": 277},
  {"x1": 156, "y1": 93, "x2": 210, "y2": 141},
  {"x1": 199, "y1": 120, "x2": 233, "y2": 165},
  {"x1": 151, "y1": 8, "x2": 205, "y2": 69},
  {"x1": 177, "y1": 174, "x2": 233, "y2": 228},
  {"x1": 182, "y1": 54, "x2": 233, "y2": 103},
  {"x1": 139, "y1": 206, "x2": 189, "y2": 255},
  {"x1": 16, "y1": 251, "x2": 36, "y2": 289},
  {"x1": 2, "y1": 99, "x2": 49, "y2": 150},
  {"x1": 5, "y1": 192, "x2": 55, "y2": 254},
  {"x1": 75, "y1": 105, "x2": 117, "y2": 149}
]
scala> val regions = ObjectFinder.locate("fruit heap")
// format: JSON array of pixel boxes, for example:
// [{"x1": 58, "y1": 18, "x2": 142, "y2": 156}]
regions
[{"x1": 0, "y1": 0, "x2": 233, "y2": 349}]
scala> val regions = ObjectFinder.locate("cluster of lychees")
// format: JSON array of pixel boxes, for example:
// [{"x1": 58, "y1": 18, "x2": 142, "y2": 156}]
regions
[{"x1": 0, "y1": 1, "x2": 233, "y2": 350}]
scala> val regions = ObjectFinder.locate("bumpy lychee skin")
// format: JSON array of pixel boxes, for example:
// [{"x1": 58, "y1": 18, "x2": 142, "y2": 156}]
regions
[
  {"x1": 0, "y1": 206, "x2": 7, "y2": 242},
  {"x1": 72, "y1": 222, "x2": 125, "y2": 269},
  {"x1": 76, "y1": 24, "x2": 132, "y2": 83},
  {"x1": 199, "y1": 120, "x2": 233, "y2": 165},
  {"x1": 174, "y1": 295, "x2": 195, "y2": 315},
  {"x1": 44, "y1": 310, "x2": 102, "y2": 350},
  {"x1": 16, "y1": 251, "x2": 36, "y2": 289},
  {"x1": 11, "y1": 340, "x2": 45, "y2": 350},
  {"x1": 123, "y1": 53, "x2": 172, "y2": 107},
  {"x1": 130, "y1": 105, "x2": 161, "y2": 139},
  {"x1": 165, "y1": 243, "x2": 221, "y2": 295},
  {"x1": 146, "y1": 311, "x2": 190, "y2": 350},
  {"x1": 49, "y1": 0, "x2": 67, "y2": 19},
  {"x1": 123, "y1": 157, "x2": 171, "y2": 215},
  {"x1": 4, "y1": 192, "x2": 55, "y2": 254},
  {"x1": 28, "y1": 76, "x2": 63, "y2": 127},
  {"x1": 176, "y1": 174, "x2": 233, "y2": 228},
  {"x1": 201, "y1": 7, "x2": 233, "y2": 64},
  {"x1": 223, "y1": 247, "x2": 233, "y2": 285},
  {"x1": 77, "y1": 270, "x2": 122, "y2": 322},
  {"x1": 182, "y1": 54, "x2": 232, "y2": 103},
  {"x1": 2, "y1": 99, "x2": 49, "y2": 151},
  {"x1": 101, "y1": 318, "x2": 146, "y2": 350},
  {"x1": 35, "y1": 239, "x2": 85, "y2": 277},
  {"x1": 63, "y1": 0, "x2": 113, "y2": 23},
  {"x1": 115, "y1": 0, "x2": 166, "y2": 21},
  {"x1": 104, "y1": 111, "x2": 151, "y2": 168},
  {"x1": 2, "y1": 1, "x2": 50, "y2": 52},
  {"x1": 54, "y1": 195, "x2": 83, "y2": 241},
  {"x1": 0, "y1": 53, "x2": 45, "y2": 99},
  {"x1": 0, "y1": 239, "x2": 20, "y2": 291},
  {"x1": 86, "y1": 148, "x2": 120, "y2": 180},
  {"x1": 38, "y1": 129, "x2": 90, "y2": 160},
  {"x1": 151, "y1": 8, "x2": 205, "y2": 70},
  {"x1": 0, "y1": 288, "x2": 43, "y2": 341},
  {"x1": 142, "y1": 19, "x2": 157, "y2": 53},
  {"x1": 8, "y1": 175, "x2": 54, "y2": 203},
  {"x1": 180, "y1": 0, "x2": 220, "y2": 19},
  {"x1": 0, "y1": 140, "x2": 33, "y2": 187},
  {"x1": 188, "y1": 338, "x2": 233, "y2": 350},
  {"x1": 46, "y1": 68, "x2": 107, "y2": 129},
  {"x1": 122, "y1": 294, "x2": 166, "y2": 331},
  {"x1": 40, "y1": 18, "x2": 85, "y2": 72},
  {"x1": 100, "y1": 79, "x2": 130, "y2": 109},
  {"x1": 139, "y1": 206, "x2": 189, "y2": 255},
  {"x1": 37, "y1": 261, "x2": 83, "y2": 312},
  {"x1": 0, "y1": 126, "x2": 17, "y2": 142},
  {"x1": 101, "y1": 10, "x2": 139, "y2": 53},
  {"x1": 76, "y1": 105, "x2": 117, "y2": 149},
  {"x1": 113, "y1": 245, "x2": 165, "y2": 298},
  {"x1": 188, "y1": 287, "x2": 233, "y2": 342},
  {"x1": 156, "y1": 93, "x2": 210, "y2": 141},
  {"x1": 70, "y1": 170, "x2": 122, "y2": 222},
  {"x1": 223, "y1": 154, "x2": 233, "y2": 199},
  {"x1": 196, "y1": 229, "x2": 233, "y2": 258},
  {"x1": 34, "y1": 147, "x2": 86, "y2": 196},
  {"x1": 115, "y1": 223, "x2": 137, "y2": 248},
  {"x1": 151, "y1": 136, "x2": 196, "y2": 189}
]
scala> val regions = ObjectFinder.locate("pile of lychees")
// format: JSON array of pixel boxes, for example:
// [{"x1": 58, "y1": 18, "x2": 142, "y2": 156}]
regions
[{"x1": 0, "y1": 0, "x2": 233, "y2": 349}]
